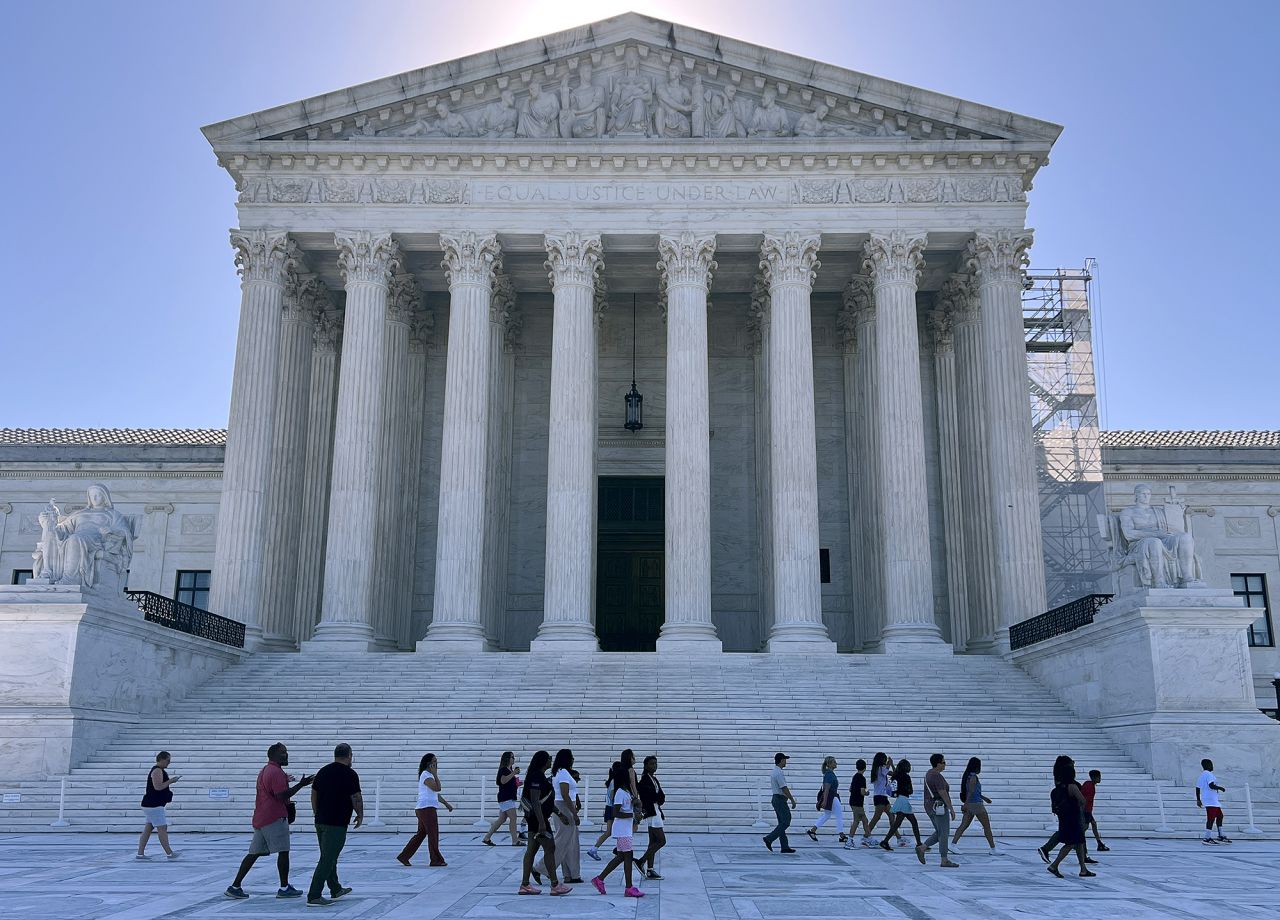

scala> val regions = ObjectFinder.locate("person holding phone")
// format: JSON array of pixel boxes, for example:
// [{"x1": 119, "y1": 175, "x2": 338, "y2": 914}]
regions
[{"x1": 137, "y1": 750, "x2": 180, "y2": 859}]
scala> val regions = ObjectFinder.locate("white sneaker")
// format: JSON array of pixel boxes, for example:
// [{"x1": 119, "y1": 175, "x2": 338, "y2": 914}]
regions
[
  {"x1": 167, "y1": 851, "x2": 181, "y2": 860},
  {"x1": 988, "y1": 847, "x2": 998, "y2": 856},
  {"x1": 134, "y1": 854, "x2": 151, "y2": 860},
  {"x1": 860, "y1": 838, "x2": 874, "y2": 848},
  {"x1": 949, "y1": 843, "x2": 962, "y2": 855}
]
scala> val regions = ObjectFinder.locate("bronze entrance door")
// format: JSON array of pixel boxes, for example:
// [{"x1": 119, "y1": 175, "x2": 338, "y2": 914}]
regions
[{"x1": 596, "y1": 477, "x2": 664, "y2": 652}]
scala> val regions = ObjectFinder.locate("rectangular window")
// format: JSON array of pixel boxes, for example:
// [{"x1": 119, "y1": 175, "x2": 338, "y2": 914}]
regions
[
  {"x1": 819, "y1": 548, "x2": 832, "y2": 584},
  {"x1": 174, "y1": 570, "x2": 212, "y2": 610},
  {"x1": 1231, "y1": 573, "x2": 1274, "y2": 647},
  {"x1": 11, "y1": 570, "x2": 33, "y2": 585}
]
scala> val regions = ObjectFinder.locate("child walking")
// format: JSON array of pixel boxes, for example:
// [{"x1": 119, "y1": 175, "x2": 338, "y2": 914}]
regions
[
  {"x1": 844, "y1": 759, "x2": 871, "y2": 849},
  {"x1": 1080, "y1": 769, "x2": 1109, "y2": 851},
  {"x1": 591, "y1": 763, "x2": 645, "y2": 898},
  {"x1": 1196, "y1": 758, "x2": 1231, "y2": 844},
  {"x1": 878, "y1": 759, "x2": 926, "y2": 863}
]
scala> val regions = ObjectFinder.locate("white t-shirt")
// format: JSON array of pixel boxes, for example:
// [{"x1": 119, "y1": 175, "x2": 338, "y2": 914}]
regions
[
  {"x1": 770, "y1": 766, "x2": 788, "y2": 795},
  {"x1": 553, "y1": 768, "x2": 579, "y2": 804},
  {"x1": 1197, "y1": 770, "x2": 1220, "y2": 807},
  {"x1": 611, "y1": 789, "x2": 634, "y2": 838},
  {"x1": 416, "y1": 770, "x2": 440, "y2": 809}
]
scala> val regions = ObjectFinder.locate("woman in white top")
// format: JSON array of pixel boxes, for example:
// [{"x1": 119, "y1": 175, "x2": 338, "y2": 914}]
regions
[
  {"x1": 590, "y1": 762, "x2": 645, "y2": 898},
  {"x1": 396, "y1": 753, "x2": 453, "y2": 867},
  {"x1": 534, "y1": 749, "x2": 583, "y2": 885}
]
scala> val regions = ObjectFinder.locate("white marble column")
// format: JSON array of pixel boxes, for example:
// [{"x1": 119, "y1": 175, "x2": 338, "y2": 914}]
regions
[
  {"x1": 969, "y1": 230, "x2": 1048, "y2": 649},
  {"x1": 760, "y1": 232, "x2": 835, "y2": 653},
  {"x1": 259, "y1": 274, "x2": 320, "y2": 649},
  {"x1": 656, "y1": 231, "x2": 723, "y2": 653},
  {"x1": 948, "y1": 276, "x2": 1001, "y2": 651},
  {"x1": 928, "y1": 303, "x2": 970, "y2": 652},
  {"x1": 863, "y1": 230, "x2": 946, "y2": 651},
  {"x1": 370, "y1": 270, "x2": 418, "y2": 650},
  {"x1": 293, "y1": 309, "x2": 342, "y2": 644},
  {"x1": 481, "y1": 269, "x2": 517, "y2": 649},
  {"x1": 748, "y1": 280, "x2": 774, "y2": 648},
  {"x1": 533, "y1": 232, "x2": 603, "y2": 651},
  {"x1": 392, "y1": 307, "x2": 433, "y2": 648},
  {"x1": 423, "y1": 232, "x2": 501, "y2": 649},
  {"x1": 840, "y1": 275, "x2": 878, "y2": 651},
  {"x1": 209, "y1": 229, "x2": 293, "y2": 645},
  {"x1": 308, "y1": 230, "x2": 400, "y2": 651}
]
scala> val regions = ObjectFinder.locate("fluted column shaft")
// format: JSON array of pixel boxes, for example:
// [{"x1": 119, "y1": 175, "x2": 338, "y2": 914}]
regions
[
  {"x1": 370, "y1": 274, "x2": 415, "y2": 649},
  {"x1": 749, "y1": 282, "x2": 774, "y2": 648},
  {"x1": 309, "y1": 231, "x2": 400, "y2": 650},
  {"x1": 929, "y1": 307, "x2": 970, "y2": 652},
  {"x1": 533, "y1": 232, "x2": 603, "y2": 650},
  {"x1": 842, "y1": 276, "x2": 881, "y2": 651},
  {"x1": 424, "y1": 232, "x2": 501, "y2": 649},
  {"x1": 970, "y1": 230, "x2": 1048, "y2": 649},
  {"x1": 393, "y1": 310, "x2": 432, "y2": 648},
  {"x1": 864, "y1": 231, "x2": 945, "y2": 650},
  {"x1": 657, "y1": 232, "x2": 722, "y2": 652},
  {"x1": 259, "y1": 279, "x2": 319, "y2": 649},
  {"x1": 481, "y1": 272, "x2": 516, "y2": 649},
  {"x1": 209, "y1": 229, "x2": 292, "y2": 645},
  {"x1": 760, "y1": 233, "x2": 835, "y2": 653},
  {"x1": 293, "y1": 311, "x2": 342, "y2": 644},
  {"x1": 951, "y1": 284, "x2": 1001, "y2": 651}
]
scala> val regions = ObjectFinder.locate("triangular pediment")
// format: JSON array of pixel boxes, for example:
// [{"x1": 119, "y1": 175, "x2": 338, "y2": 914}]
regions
[{"x1": 202, "y1": 13, "x2": 1060, "y2": 150}]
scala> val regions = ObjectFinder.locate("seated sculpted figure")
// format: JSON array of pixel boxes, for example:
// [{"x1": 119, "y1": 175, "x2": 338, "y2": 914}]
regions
[
  {"x1": 1116, "y1": 483, "x2": 1204, "y2": 589},
  {"x1": 33, "y1": 484, "x2": 136, "y2": 591}
]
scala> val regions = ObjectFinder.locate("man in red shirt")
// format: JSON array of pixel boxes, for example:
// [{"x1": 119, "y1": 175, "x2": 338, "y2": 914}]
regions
[
  {"x1": 225, "y1": 742, "x2": 313, "y2": 900},
  {"x1": 1080, "y1": 769, "x2": 1110, "y2": 852}
]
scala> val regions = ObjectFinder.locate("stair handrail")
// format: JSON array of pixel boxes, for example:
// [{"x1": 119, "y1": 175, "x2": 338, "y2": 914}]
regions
[
  {"x1": 124, "y1": 589, "x2": 246, "y2": 649},
  {"x1": 1009, "y1": 593, "x2": 1114, "y2": 651}
]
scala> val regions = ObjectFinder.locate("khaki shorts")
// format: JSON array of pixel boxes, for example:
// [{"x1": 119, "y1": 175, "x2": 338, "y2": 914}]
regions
[
  {"x1": 248, "y1": 817, "x2": 290, "y2": 855},
  {"x1": 962, "y1": 801, "x2": 989, "y2": 819}
]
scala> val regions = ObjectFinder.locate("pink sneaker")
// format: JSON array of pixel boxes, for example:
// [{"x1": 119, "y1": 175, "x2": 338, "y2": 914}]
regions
[
  {"x1": 591, "y1": 877, "x2": 606, "y2": 895},
  {"x1": 518, "y1": 884, "x2": 541, "y2": 895},
  {"x1": 625, "y1": 886, "x2": 645, "y2": 898},
  {"x1": 550, "y1": 884, "x2": 572, "y2": 896}
]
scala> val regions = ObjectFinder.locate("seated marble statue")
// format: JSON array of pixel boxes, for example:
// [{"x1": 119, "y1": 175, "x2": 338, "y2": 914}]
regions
[
  {"x1": 33, "y1": 484, "x2": 136, "y2": 591},
  {"x1": 1114, "y1": 483, "x2": 1205, "y2": 589}
]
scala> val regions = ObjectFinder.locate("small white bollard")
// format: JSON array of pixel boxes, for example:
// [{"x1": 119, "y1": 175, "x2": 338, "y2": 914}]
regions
[
  {"x1": 580, "y1": 777, "x2": 595, "y2": 829},
  {"x1": 366, "y1": 777, "x2": 386, "y2": 828},
  {"x1": 1153, "y1": 783, "x2": 1173, "y2": 833},
  {"x1": 1242, "y1": 782, "x2": 1262, "y2": 834},
  {"x1": 752, "y1": 792, "x2": 770, "y2": 829},
  {"x1": 473, "y1": 783, "x2": 491, "y2": 830},
  {"x1": 49, "y1": 777, "x2": 70, "y2": 828}
]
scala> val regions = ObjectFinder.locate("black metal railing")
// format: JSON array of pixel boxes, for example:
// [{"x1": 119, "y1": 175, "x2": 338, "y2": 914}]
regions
[
  {"x1": 125, "y1": 590, "x2": 246, "y2": 649},
  {"x1": 1009, "y1": 593, "x2": 1114, "y2": 651}
]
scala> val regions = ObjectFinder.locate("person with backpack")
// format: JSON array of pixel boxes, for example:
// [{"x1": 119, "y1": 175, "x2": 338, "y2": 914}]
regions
[
  {"x1": 1044, "y1": 755, "x2": 1096, "y2": 878},
  {"x1": 137, "y1": 750, "x2": 180, "y2": 860},
  {"x1": 518, "y1": 750, "x2": 570, "y2": 896},
  {"x1": 878, "y1": 758, "x2": 925, "y2": 862},
  {"x1": 806, "y1": 756, "x2": 846, "y2": 843},
  {"x1": 482, "y1": 751, "x2": 521, "y2": 847}
]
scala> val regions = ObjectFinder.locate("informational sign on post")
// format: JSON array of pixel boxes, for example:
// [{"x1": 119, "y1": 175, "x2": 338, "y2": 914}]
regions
[
  {"x1": 1, "y1": 793, "x2": 20, "y2": 804},
  {"x1": 207, "y1": 788, "x2": 231, "y2": 799}
]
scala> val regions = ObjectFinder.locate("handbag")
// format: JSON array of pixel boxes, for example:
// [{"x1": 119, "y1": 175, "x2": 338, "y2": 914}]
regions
[{"x1": 287, "y1": 801, "x2": 297, "y2": 824}]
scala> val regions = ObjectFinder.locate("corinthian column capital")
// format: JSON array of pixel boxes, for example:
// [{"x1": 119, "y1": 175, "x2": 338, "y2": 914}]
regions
[
  {"x1": 936, "y1": 273, "x2": 979, "y2": 323},
  {"x1": 313, "y1": 310, "x2": 344, "y2": 355},
  {"x1": 837, "y1": 274, "x2": 873, "y2": 352},
  {"x1": 387, "y1": 271, "x2": 421, "y2": 324},
  {"x1": 439, "y1": 231, "x2": 501, "y2": 288},
  {"x1": 926, "y1": 308, "x2": 955, "y2": 354},
  {"x1": 966, "y1": 229, "x2": 1034, "y2": 284},
  {"x1": 544, "y1": 231, "x2": 603, "y2": 289},
  {"x1": 230, "y1": 229, "x2": 294, "y2": 285},
  {"x1": 862, "y1": 230, "x2": 928, "y2": 286},
  {"x1": 759, "y1": 232, "x2": 820, "y2": 288},
  {"x1": 657, "y1": 232, "x2": 717, "y2": 290},
  {"x1": 334, "y1": 230, "x2": 401, "y2": 286}
]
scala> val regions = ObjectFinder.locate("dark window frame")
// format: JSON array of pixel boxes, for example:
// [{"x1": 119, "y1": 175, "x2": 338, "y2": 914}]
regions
[
  {"x1": 11, "y1": 569, "x2": 33, "y2": 585},
  {"x1": 1231, "y1": 573, "x2": 1274, "y2": 648},
  {"x1": 174, "y1": 569, "x2": 212, "y2": 610}
]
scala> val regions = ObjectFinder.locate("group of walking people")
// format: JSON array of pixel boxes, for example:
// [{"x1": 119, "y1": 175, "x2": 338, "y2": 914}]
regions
[{"x1": 765, "y1": 751, "x2": 997, "y2": 867}]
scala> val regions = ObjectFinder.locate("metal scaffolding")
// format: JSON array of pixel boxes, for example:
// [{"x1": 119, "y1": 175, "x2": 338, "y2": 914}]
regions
[{"x1": 1024, "y1": 261, "x2": 1112, "y2": 607}]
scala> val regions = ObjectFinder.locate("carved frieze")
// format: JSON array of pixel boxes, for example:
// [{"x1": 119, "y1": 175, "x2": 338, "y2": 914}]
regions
[{"x1": 180, "y1": 514, "x2": 215, "y2": 535}]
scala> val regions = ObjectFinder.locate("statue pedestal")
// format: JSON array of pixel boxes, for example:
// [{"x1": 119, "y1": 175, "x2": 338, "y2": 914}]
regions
[
  {"x1": 0, "y1": 586, "x2": 244, "y2": 780},
  {"x1": 1011, "y1": 588, "x2": 1279, "y2": 788}
]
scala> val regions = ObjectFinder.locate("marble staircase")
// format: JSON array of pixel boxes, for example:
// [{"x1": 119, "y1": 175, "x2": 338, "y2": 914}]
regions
[{"x1": 4, "y1": 652, "x2": 1278, "y2": 837}]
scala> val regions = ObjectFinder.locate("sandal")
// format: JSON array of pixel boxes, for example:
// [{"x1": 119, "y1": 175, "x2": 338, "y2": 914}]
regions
[
  {"x1": 1047, "y1": 865, "x2": 1063, "y2": 878},
  {"x1": 806, "y1": 828, "x2": 818, "y2": 842},
  {"x1": 1080, "y1": 869, "x2": 1097, "y2": 878},
  {"x1": 482, "y1": 839, "x2": 495, "y2": 847}
]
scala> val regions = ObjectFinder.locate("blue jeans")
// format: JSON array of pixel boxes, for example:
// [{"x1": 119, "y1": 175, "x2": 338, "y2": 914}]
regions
[{"x1": 764, "y1": 794, "x2": 791, "y2": 848}]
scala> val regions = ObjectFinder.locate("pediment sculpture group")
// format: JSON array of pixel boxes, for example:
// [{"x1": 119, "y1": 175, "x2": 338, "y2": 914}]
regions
[{"x1": 382, "y1": 48, "x2": 903, "y2": 141}]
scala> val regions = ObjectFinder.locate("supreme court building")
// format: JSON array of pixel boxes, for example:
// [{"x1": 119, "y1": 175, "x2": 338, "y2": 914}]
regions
[{"x1": 14, "y1": 15, "x2": 1068, "y2": 657}]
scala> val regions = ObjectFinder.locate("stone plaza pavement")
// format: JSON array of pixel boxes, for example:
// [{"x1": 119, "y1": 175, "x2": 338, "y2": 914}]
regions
[{"x1": 0, "y1": 832, "x2": 1276, "y2": 920}]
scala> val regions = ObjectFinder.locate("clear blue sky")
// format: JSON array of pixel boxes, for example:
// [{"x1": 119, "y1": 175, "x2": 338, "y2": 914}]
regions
[{"x1": 3, "y1": 0, "x2": 1276, "y2": 430}]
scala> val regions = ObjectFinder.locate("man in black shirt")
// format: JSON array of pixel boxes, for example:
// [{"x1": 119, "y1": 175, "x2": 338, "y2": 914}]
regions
[{"x1": 307, "y1": 743, "x2": 364, "y2": 907}]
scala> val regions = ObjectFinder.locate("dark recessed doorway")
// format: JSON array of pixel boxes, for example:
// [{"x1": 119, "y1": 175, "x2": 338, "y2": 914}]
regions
[{"x1": 596, "y1": 476, "x2": 664, "y2": 652}]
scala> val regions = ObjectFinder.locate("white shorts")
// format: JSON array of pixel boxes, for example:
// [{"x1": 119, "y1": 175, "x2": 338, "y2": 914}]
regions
[
  {"x1": 647, "y1": 813, "x2": 664, "y2": 829},
  {"x1": 142, "y1": 806, "x2": 169, "y2": 828},
  {"x1": 498, "y1": 800, "x2": 518, "y2": 813}
]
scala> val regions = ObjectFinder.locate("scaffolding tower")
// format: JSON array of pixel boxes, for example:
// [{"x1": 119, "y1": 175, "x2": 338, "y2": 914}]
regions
[{"x1": 1024, "y1": 261, "x2": 1112, "y2": 607}]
